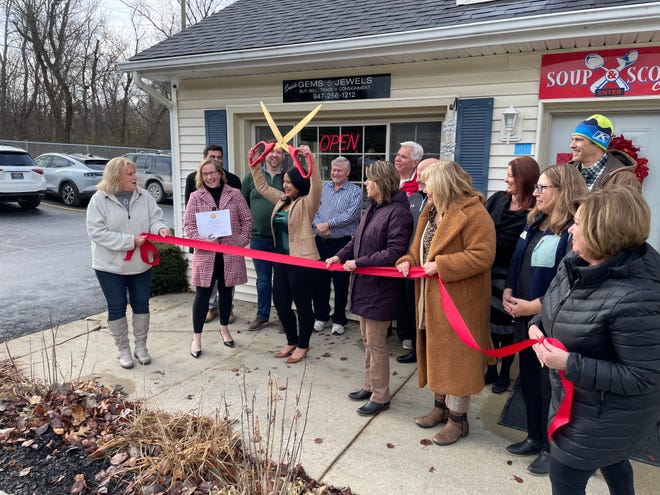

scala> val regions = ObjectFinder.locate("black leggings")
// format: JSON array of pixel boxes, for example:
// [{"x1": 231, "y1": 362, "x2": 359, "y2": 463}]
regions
[
  {"x1": 192, "y1": 253, "x2": 233, "y2": 333},
  {"x1": 519, "y1": 346, "x2": 551, "y2": 450},
  {"x1": 550, "y1": 456, "x2": 634, "y2": 495},
  {"x1": 273, "y1": 263, "x2": 315, "y2": 349}
]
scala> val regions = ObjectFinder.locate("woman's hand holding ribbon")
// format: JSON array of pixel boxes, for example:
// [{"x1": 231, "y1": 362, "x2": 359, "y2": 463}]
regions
[
  {"x1": 423, "y1": 260, "x2": 437, "y2": 276},
  {"x1": 534, "y1": 337, "x2": 569, "y2": 371},
  {"x1": 134, "y1": 234, "x2": 146, "y2": 247},
  {"x1": 325, "y1": 255, "x2": 340, "y2": 269},
  {"x1": 396, "y1": 260, "x2": 410, "y2": 277},
  {"x1": 343, "y1": 259, "x2": 357, "y2": 271}
]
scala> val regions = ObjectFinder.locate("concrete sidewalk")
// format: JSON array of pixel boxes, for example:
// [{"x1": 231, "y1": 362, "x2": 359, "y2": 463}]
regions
[{"x1": 2, "y1": 293, "x2": 657, "y2": 494}]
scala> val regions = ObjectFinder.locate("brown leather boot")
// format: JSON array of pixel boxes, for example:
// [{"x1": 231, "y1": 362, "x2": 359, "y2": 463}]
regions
[
  {"x1": 414, "y1": 394, "x2": 448, "y2": 428},
  {"x1": 432, "y1": 411, "x2": 469, "y2": 446}
]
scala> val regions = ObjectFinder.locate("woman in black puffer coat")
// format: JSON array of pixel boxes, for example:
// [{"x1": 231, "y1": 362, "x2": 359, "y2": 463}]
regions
[{"x1": 530, "y1": 185, "x2": 660, "y2": 495}]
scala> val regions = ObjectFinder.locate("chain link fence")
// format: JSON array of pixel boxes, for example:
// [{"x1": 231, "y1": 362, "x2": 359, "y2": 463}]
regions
[{"x1": 0, "y1": 139, "x2": 169, "y2": 159}]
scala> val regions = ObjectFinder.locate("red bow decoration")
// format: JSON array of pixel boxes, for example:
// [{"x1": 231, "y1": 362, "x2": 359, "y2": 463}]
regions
[
  {"x1": 608, "y1": 134, "x2": 649, "y2": 185},
  {"x1": 124, "y1": 241, "x2": 160, "y2": 266}
]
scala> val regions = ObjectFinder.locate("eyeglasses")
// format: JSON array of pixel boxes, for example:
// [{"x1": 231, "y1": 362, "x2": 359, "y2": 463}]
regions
[
  {"x1": 202, "y1": 171, "x2": 219, "y2": 177},
  {"x1": 534, "y1": 184, "x2": 558, "y2": 193}
]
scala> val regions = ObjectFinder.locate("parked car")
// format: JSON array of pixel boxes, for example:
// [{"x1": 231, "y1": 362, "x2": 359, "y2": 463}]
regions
[
  {"x1": 34, "y1": 153, "x2": 109, "y2": 206},
  {"x1": 0, "y1": 145, "x2": 46, "y2": 209},
  {"x1": 123, "y1": 151, "x2": 172, "y2": 203}
]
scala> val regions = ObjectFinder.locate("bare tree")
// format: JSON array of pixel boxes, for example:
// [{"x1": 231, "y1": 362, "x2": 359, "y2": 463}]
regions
[
  {"x1": 118, "y1": 0, "x2": 235, "y2": 38},
  {"x1": 11, "y1": 0, "x2": 99, "y2": 140},
  {"x1": 1, "y1": 0, "x2": 232, "y2": 149}
]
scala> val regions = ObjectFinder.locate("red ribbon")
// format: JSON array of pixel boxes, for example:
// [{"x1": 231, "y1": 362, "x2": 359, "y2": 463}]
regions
[
  {"x1": 434, "y1": 274, "x2": 571, "y2": 439},
  {"x1": 142, "y1": 233, "x2": 572, "y2": 440},
  {"x1": 124, "y1": 241, "x2": 160, "y2": 266}
]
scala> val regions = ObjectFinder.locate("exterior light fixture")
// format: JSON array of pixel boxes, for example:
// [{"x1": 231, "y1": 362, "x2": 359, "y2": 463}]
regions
[{"x1": 500, "y1": 104, "x2": 522, "y2": 144}]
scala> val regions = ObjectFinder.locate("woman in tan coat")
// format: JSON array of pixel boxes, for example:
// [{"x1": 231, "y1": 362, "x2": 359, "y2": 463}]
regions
[
  {"x1": 247, "y1": 145, "x2": 321, "y2": 364},
  {"x1": 397, "y1": 161, "x2": 495, "y2": 446}
]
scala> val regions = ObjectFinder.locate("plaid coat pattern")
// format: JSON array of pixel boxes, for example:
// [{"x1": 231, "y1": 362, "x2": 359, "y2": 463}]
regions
[{"x1": 184, "y1": 185, "x2": 252, "y2": 288}]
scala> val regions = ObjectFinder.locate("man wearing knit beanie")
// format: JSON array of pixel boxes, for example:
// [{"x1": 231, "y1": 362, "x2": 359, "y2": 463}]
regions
[{"x1": 569, "y1": 114, "x2": 640, "y2": 192}]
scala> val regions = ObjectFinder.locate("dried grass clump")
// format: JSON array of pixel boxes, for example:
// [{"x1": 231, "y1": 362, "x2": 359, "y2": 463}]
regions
[
  {"x1": 89, "y1": 368, "x2": 318, "y2": 494},
  {"x1": 95, "y1": 408, "x2": 243, "y2": 493},
  {"x1": 0, "y1": 355, "x2": 46, "y2": 403}
]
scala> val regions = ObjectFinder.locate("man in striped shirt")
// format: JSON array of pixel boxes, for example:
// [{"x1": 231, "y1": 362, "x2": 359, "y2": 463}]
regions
[{"x1": 312, "y1": 156, "x2": 362, "y2": 335}]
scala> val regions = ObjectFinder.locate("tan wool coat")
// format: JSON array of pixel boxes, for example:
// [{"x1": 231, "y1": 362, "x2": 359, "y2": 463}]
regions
[
  {"x1": 251, "y1": 160, "x2": 321, "y2": 260},
  {"x1": 398, "y1": 195, "x2": 496, "y2": 396}
]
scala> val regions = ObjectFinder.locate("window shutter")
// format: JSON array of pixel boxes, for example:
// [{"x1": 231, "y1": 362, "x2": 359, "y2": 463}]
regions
[
  {"x1": 455, "y1": 98, "x2": 493, "y2": 194},
  {"x1": 204, "y1": 109, "x2": 228, "y2": 169}
]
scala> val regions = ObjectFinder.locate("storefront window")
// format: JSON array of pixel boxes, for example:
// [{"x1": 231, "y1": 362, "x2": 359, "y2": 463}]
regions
[
  {"x1": 389, "y1": 122, "x2": 442, "y2": 161},
  {"x1": 254, "y1": 121, "x2": 440, "y2": 191}
]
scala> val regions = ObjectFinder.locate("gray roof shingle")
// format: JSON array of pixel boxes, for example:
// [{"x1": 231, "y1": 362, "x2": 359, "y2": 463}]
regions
[{"x1": 129, "y1": 0, "x2": 642, "y2": 62}]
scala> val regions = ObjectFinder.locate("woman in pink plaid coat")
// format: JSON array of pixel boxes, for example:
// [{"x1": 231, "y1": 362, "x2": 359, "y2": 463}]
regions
[{"x1": 184, "y1": 158, "x2": 252, "y2": 357}]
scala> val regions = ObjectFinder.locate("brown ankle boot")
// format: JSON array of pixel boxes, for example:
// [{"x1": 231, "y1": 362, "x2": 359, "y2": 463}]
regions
[
  {"x1": 432, "y1": 411, "x2": 469, "y2": 446},
  {"x1": 414, "y1": 394, "x2": 448, "y2": 428}
]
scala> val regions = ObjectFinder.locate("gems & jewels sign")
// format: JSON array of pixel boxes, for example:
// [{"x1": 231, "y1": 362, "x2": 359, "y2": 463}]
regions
[{"x1": 283, "y1": 74, "x2": 391, "y2": 103}]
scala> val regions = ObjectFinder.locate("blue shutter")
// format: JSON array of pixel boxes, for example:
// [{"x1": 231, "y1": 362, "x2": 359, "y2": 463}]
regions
[
  {"x1": 204, "y1": 109, "x2": 228, "y2": 170},
  {"x1": 455, "y1": 98, "x2": 493, "y2": 194}
]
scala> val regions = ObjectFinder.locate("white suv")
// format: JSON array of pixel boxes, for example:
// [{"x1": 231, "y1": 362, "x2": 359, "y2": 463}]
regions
[{"x1": 0, "y1": 145, "x2": 47, "y2": 209}]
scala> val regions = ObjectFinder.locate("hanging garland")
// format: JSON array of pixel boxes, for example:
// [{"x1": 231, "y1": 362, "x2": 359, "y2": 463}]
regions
[{"x1": 608, "y1": 134, "x2": 649, "y2": 185}]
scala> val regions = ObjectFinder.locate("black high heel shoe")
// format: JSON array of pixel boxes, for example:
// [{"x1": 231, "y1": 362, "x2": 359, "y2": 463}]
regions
[
  {"x1": 220, "y1": 327, "x2": 234, "y2": 348},
  {"x1": 190, "y1": 337, "x2": 202, "y2": 358}
]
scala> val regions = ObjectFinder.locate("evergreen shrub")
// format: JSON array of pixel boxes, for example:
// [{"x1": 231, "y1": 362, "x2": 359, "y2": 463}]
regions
[{"x1": 151, "y1": 243, "x2": 189, "y2": 295}]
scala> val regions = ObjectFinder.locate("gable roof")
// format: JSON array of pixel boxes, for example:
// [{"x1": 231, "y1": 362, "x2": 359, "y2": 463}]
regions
[{"x1": 121, "y1": 0, "x2": 660, "y2": 80}]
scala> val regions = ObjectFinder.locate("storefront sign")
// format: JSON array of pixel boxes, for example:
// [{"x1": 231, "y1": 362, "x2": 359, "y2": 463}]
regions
[
  {"x1": 283, "y1": 74, "x2": 391, "y2": 103},
  {"x1": 539, "y1": 47, "x2": 660, "y2": 99}
]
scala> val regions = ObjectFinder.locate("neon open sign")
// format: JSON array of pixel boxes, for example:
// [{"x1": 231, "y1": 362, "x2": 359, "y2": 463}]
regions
[{"x1": 319, "y1": 133, "x2": 360, "y2": 152}]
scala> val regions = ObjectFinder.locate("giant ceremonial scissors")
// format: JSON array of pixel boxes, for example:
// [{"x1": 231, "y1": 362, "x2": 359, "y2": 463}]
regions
[{"x1": 248, "y1": 101, "x2": 322, "y2": 178}]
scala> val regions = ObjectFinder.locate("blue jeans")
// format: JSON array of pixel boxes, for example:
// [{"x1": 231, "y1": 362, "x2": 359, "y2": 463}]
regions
[
  {"x1": 95, "y1": 269, "x2": 151, "y2": 321},
  {"x1": 250, "y1": 238, "x2": 275, "y2": 320}
]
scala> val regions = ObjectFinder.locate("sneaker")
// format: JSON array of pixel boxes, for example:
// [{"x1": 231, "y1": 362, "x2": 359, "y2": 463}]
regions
[
  {"x1": 331, "y1": 323, "x2": 345, "y2": 335},
  {"x1": 402, "y1": 339, "x2": 413, "y2": 350},
  {"x1": 313, "y1": 319, "x2": 329, "y2": 331}
]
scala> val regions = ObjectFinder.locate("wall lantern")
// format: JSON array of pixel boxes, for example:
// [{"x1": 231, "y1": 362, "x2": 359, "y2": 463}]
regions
[{"x1": 500, "y1": 104, "x2": 522, "y2": 144}]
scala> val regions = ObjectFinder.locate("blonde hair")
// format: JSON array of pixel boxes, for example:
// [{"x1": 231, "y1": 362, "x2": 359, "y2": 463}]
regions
[
  {"x1": 366, "y1": 160, "x2": 399, "y2": 202},
  {"x1": 195, "y1": 158, "x2": 227, "y2": 189},
  {"x1": 421, "y1": 160, "x2": 484, "y2": 213},
  {"x1": 527, "y1": 165, "x2": 587, "y2": 234},
  {"x1": 577, "y1": 185, "x2": 650, "y2": 260},
  {"x1": 97, "y1": 157, "x2": 136, "y2": 195}
]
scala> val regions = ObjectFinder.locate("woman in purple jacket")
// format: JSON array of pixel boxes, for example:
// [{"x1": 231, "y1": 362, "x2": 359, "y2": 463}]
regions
[
  {"x1": 326, "y1": 160, "x2": 413, "y2": 417},
  {"x1": 184, "y1": 158, "x2": 252, "y2": 358}
]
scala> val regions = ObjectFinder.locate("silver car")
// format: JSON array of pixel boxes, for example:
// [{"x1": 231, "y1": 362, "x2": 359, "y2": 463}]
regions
[
  {"x1": 34, "y1": 153, "x2": 109, "y2": 206},
  {"x1": 0, "y1": 145, "x2": 46, "y2": 209},
  {"x1": 123, "y1": 151, "x2": 172, "y2": 203}
]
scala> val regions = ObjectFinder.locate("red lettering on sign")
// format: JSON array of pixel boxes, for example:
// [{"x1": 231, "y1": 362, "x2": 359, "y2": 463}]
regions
[{"x1": 319, "y1": 133, "x2": 361, "y2": 152}]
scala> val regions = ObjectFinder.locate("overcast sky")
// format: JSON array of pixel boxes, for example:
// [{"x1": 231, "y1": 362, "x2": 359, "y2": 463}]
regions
[{"x1": 99, "y1": 0, "x2": 239, "y2": 37}]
